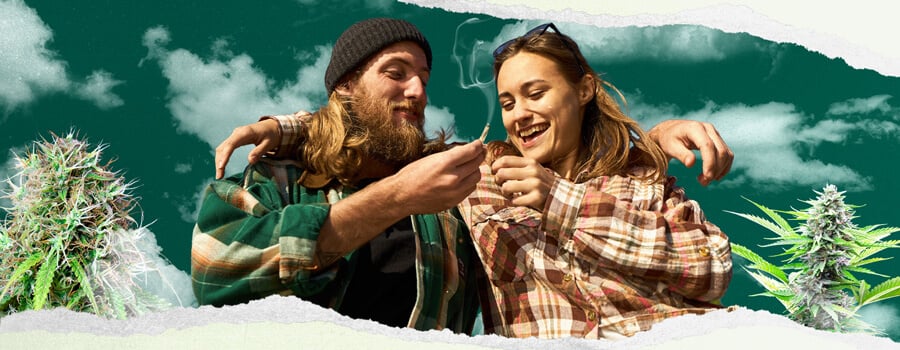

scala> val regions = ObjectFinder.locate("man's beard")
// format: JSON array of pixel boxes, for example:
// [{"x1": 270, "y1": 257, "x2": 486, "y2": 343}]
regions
[{"x1": 349, "y1": 87, "x2": 426, "y2": 168}]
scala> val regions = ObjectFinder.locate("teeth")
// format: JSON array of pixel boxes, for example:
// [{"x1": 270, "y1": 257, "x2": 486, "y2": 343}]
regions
[{"x1": 519, "y1": 124, "x2": 548, "y2": 138}]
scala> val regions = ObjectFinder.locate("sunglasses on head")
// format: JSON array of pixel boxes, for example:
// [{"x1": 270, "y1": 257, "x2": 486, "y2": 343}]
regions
[{"x1": 492, "y1": 22, "x2": 586, "y2": 76}]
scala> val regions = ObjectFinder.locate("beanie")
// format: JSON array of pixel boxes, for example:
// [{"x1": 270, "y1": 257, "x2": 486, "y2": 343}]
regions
[{"x1": 324, "y1": 18, "x2": 432, "y2": 93}]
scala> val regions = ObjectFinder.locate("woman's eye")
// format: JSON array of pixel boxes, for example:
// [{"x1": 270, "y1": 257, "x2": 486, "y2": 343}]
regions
[{"x1": 528, "y1": 90, "x2": 544, "y2": 99}]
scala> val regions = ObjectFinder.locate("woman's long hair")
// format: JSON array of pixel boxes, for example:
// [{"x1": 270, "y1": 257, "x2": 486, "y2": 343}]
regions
[{"x1": 492, "y1": 30, "x2": 668, "y2": 184}]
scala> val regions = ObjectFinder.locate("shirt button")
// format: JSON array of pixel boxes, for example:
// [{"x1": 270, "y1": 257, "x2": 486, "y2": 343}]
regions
[
  {"x1": 587, "y1": 311, "x2": 597, "y2": 321},
  {"x1": 699, "y1": 246, "x2": 710, "y2": 257},
  {"x1": 563, "y1": 273, "x2": 573, "y2": 282}
]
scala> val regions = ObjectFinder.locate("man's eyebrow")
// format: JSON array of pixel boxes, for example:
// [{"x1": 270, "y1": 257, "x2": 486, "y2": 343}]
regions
[{"x1": 382, "y1": 57, "x2": 430, "y2": 74}]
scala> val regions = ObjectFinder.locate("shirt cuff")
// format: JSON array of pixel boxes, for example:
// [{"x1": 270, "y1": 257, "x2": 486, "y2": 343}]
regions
[{"x1": 259, "y1": 111, "x2": 310, "y2": 158}]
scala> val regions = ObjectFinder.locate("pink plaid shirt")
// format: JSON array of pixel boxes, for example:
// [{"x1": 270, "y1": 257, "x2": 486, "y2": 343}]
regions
[{"x1": 459, "y1": 164, "x2": 732, "y2": 338}]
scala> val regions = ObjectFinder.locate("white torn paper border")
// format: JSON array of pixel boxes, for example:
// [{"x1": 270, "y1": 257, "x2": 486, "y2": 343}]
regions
[
  {"x1": 402, "y1": 0, "x2": 900, "y2": 78},
  {"x1": 1, "y1": 2, "x2": 898, "y2": 350},
  {"x1": 1, "y1": 295, "x2": 896, "y2": 350}
]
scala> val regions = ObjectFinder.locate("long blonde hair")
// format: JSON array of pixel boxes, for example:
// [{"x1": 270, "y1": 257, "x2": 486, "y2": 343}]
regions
[
  {"x1": 298, "y1": 91, "x2": 449, "y2": 186},
  {"x1": 492, "y1": 30, "x2": 668, "y2": 183}
]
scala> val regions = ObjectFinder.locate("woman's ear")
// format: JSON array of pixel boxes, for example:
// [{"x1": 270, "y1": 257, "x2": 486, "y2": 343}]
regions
[{"x1": 578, "y1": 74, "x2": 595, "y2": 106}]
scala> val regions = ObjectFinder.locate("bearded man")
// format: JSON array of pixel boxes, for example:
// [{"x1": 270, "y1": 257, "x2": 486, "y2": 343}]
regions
[{"x1": 191, "y1": 18, "x2": 486, "y2": 332}]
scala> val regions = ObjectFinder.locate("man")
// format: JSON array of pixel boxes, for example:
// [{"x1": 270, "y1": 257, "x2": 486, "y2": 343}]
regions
[
  {"x1": 194, "y1": 18, "x2": 734, "y2": 335},
  {"x1": 192, "y1": 18, "x2": 486, "y2": 333}
]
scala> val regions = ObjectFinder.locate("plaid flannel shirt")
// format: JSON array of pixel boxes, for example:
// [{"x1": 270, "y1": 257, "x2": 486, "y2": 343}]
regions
[
  {"x1": 458, "y1": 164, "x2": 732, "y2": 339},
  {"x1": 191, "y1": 117, "x2": 481, "y2": 333}
]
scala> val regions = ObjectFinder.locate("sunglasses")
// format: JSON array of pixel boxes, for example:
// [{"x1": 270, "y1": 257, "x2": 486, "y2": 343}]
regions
[{"x1": 492, "y1": 22, "x2": 585, "y2": 75}]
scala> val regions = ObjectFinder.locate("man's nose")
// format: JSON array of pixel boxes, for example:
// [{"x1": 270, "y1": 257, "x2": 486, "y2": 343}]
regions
[{"x1": 404, "y1": 76, "x2": 425, "y2": 100}]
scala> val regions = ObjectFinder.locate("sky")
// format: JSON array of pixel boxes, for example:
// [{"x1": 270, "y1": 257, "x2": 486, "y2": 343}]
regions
[{"x1": 1, "y1": 0, "x2": 899, "y2": 342}]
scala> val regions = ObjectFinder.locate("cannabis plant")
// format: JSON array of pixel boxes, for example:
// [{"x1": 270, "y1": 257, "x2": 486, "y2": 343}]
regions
[
  {"x1": 0, "y1": 131, "x2": 176, "y2": 318},
  {"x1": 729, "y1": 184, "x2": 900, "y2": 334}
]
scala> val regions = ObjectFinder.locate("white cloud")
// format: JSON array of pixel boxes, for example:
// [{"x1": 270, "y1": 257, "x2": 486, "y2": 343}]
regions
[
  {"x1": 0, "y1": 0, "x2": 123, "y2": 112},
  {"x1": 73, "y1": 70, "x2": 124, "y2": 110},
  {"x1": 485, "y1": 20, "x2": 759, "y2": 65},
  {"x1": 858, "y1": 303, "x2": 900, "y2": 337},
  {"x1": 142, "y1": 25, "x2": 470, "y2": 175},
  {"x1": 423, "y1": 105, "x2": 464, "y2": 142},
  {"x1": 827, "y1": 95, "x2": 894, "y2": 116},
  {"x1": 141, "y1": 25, "x2": 326, "y2": 176},
  {"x1": 129, "y1": 226, "x2": 197, "y2": 307},
  {"x1": 0, "y1": 0, "x2": 69, "y2": 111},
  {"x1": 294, "y1": 0, "x2": 392, "y2": 10},
  {"x1": 363, "y1": 0, "x2": 394, "y2": 11},
  {"x1": 631, "y1": 99, "x2": 874, "y2": 192},
  {"x1": 177, "y1": 178, "x2": 213, "y2": 223},
  {"x1": 174, "y1": 163, "x2": 192, "y2": 174}
]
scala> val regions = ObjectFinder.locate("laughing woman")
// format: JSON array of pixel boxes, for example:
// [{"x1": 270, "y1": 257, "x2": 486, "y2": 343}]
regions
[{"x1": 458, "y1": 23, "x2": 733, "y2": 339}]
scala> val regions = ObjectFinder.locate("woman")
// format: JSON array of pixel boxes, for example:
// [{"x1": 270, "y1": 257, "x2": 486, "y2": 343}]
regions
[{"x1": 458, "y1": 23, "x2": 732, "y2": 339}]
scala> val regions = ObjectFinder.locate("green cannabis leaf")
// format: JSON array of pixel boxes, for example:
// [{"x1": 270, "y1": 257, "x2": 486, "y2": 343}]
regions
[
  {"x1": 0, "y1": 131, "x2": 175, "y2": 318},
  {"x1": 729, "y1": 184, "x2": 900, "y2": 334}
]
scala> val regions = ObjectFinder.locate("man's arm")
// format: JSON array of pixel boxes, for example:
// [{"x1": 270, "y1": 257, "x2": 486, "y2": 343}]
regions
[
  {"x1": 192, "y1": 165, "x2": 335, "y2": 306},
  {"x1": 314, "y1": 141, "x2": 485, "y2": 267},
  {"x1": 648, "y1": 119, "x2": 734, "y2": 186},
  {"x1": 194, "y1": 140, "x2": 484, "y2": 306},
  {"x1": 214, "y1": 113, "x2": 310, "y2": 179},
  {"x1": 459, "y1": 168, "x2": 732, "y2": 302},
  {"x1": 541, "y1": 175, "x2": 732, "y2": 301}
]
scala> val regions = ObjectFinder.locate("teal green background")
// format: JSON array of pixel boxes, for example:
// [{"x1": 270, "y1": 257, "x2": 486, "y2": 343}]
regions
[{"x1": 2, "y1": 0, "x2": 899, "y2": 341}]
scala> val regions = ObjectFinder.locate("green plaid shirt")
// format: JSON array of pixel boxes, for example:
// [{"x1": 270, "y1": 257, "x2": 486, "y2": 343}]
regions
[{"x1": 191, "y1": 159, "x2": 482, "y2": 333}]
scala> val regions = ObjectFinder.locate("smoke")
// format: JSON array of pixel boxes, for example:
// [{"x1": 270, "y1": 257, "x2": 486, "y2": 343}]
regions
[{"x1": 451, "y1": 18, "x2": 497, "y2": 136}]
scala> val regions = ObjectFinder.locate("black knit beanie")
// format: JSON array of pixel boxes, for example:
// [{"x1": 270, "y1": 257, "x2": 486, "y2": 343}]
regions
[{"x1": 324, "y1": 18, "x2": 432, "y2": 93}]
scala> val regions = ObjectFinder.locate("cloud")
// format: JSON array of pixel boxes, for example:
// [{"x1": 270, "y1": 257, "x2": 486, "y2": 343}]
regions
[
  {"x1": 176, "y1": 178, "x2": 213, "y2": 223},
  {"x1": 142, "y1": 25, "x2": 469, "y2": 174},
  {"x1": 140, "y1": 25, "x2": 326, "y2": 176},
  {"x1": 73, "y1": 70, "x2": 125, "y2": 110},
  {"x1": 858, "y1": 303, "x2": 900, "y2": 337},
  {"x1": 294, "y1": 0, "x2": 393, "y2": 10},
  {"x1": 174, "y1": 163, "x2": 192, "y2": 174},
  {"x1": 424, "y1": 105, "x2": 464, "y2": 142},
  {"x1": 129, "y1": 226, "x2": 197, "y2": 307},
  {"x1": 631, "y1": 99, "x2": 875, "y2": 192},
  {"x1": 827, "y1": 95, "x2": 894, "y2": 116},
  {"x1": 818, "y1": 95, "x2": 900, "y2": 142},
  {"x1": 0, "y1": 0, "x2": 69, "y2": 111},
  {"x1": 484, "y1": 21, "x2": 766, "y2": 66},
  {"x1": 0, "y1": 0, "x2": 124, "y2": 112}
]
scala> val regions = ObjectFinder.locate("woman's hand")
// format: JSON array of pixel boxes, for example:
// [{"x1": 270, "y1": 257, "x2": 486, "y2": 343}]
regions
[{"x1": 491, "y1": 156, "x2": 556, "y2": 211}]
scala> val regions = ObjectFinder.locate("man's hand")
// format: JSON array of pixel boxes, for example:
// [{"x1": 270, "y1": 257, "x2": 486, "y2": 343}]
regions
[
  {"x1": 314, "y1": 140, "x2": 486, "y2": 267},
  {"x1": 215, "y1": 118, "x2": 281, "y2": 179},
  {"x1": 648, "y1": 119, "x2": 733, "y2": 186},
  {"x1": 387, "y1": 140, "x2": 487, "y2": 214}
]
